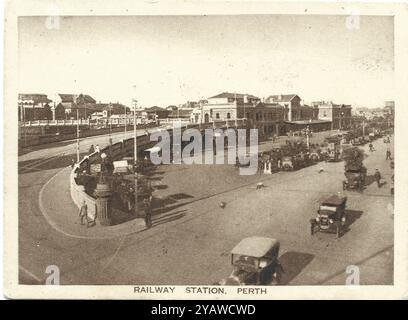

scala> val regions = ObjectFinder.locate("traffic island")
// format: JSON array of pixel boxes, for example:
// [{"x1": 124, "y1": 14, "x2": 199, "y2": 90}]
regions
[{"x1": 40, "y1": 166, "x2": 147, "y2": 239}]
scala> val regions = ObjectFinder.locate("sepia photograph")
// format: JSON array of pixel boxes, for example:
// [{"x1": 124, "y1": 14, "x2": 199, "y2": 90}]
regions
[{"x1": 4, "y1": 0, "x2": 408, "y2": 300}]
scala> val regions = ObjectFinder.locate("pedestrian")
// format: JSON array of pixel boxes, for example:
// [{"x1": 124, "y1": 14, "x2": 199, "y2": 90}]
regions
[
  {"x1": 89, "y1": 144, "x2": 95, "y2": 154},
  {"x1": 79, "y1": 201, "x2": 88, "y2": 226},
  {"x1": 369, "y1": 143, "x2": 374, "y2": 152},
  {"x1": 143, "y1": 197, "x2": 152, "y2": 228},
  {"x1": 258, "y1": 157, "x2": 264, "y2": 176},
  {"x1": 95, "y1": 144, "x2": 100, "y2": 153},
  {"x1": 374, "y1": 169, "x2": 382, "y2": 188},
  {"x1": 386, "y1": 148, "x2": 392, "y2": 160}
]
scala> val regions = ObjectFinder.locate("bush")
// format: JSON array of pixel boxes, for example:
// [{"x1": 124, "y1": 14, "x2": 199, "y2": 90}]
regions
[{"x1": 342, "y1": 146, "x2": 365, "y2": 171}]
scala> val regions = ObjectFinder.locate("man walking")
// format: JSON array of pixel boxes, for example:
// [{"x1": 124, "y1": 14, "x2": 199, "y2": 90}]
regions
[
  {"x1": 374, "y1": 169, "x2": 382, "y2": 188},
  {"x1": 79, "y1": 200, "x2": 88, "y2": 226},
  {"x1": 143, "y1": 197, "x2": 152, "y2": 228},
  {"x1": 386, "y1": 148, "x2": 392, "y2": 160}
]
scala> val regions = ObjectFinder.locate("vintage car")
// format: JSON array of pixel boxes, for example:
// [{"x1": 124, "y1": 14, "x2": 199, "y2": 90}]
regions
[
  {"x1": 235, "y1": 152, "x2": 258, "y2": 169},
  {"x1": 351, "y1": 137, "x2": 365, "y2": 146},
  {"x1": 343, "y1": 170, "x2": 366, "y2": 191},
  {"x1": 118, "y1": 174, "x2": 154, "y2": 215},
  {"x1": 310, "y1": 195, "x2": 347, "y2": 238},
  {"x1": 327, "y1": 150, "x2": 341, "y2": 162},
  {"x1": 281, "y1": 156, "x2": 295, "y2": 171},
  {"x1": 217, "y1": 237, "x2": 283, "y2": 285},
  {"x1": 309, "y1": 151, "x2": 321, "y2": 162}
]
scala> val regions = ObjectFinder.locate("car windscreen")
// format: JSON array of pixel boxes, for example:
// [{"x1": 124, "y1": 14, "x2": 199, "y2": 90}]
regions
[{"x1": 233, "y1": 255, "x2": 258, "y2": 267}]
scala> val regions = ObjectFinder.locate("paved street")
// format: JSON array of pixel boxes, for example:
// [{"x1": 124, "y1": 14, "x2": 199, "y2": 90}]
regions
[{"x1": 18, "y1": 131, "x2": 394, "y2": 285}]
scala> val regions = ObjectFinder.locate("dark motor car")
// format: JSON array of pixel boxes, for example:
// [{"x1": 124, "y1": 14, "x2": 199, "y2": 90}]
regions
[{"x1": 311, "y1": 195, "x2": 347, "y2": 238}]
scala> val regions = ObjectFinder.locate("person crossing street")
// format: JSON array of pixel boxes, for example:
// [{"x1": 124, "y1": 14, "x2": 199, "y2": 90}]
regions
[
  {"x1": 143, "y1": 197, "x2": 152, "y2": 228},
  {"x1": 374, "y1": 169, "x2": 382, "y2": 188},
  {"x1": 386, "y1": 148, "x2": 392, "y2": 160}
]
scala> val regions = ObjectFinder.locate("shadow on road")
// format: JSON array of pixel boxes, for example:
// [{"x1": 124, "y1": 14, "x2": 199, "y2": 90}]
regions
[
  {"x1": 278, "y1": 251, "x2": 314, "y2": 285},
  {"x1": 339, "y1": 209, "x2": 364, "y2": 238},
  {"x1": 364, "y1": 175, "x2": 376, "y2": 187},
  {"x1": 152, "y1": 209, "x2": 187, "y2": 227},
  {"x1": 18, "y1": 152, "x2": 88, "y2": 174}
]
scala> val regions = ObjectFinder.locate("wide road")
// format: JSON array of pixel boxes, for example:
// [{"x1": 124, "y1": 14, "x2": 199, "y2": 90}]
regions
[{"x1": 18, "y1": 131, "x2": 394, "y2": 285}]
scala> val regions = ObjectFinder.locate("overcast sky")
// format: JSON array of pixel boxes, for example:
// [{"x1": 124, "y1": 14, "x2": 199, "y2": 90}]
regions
[{"x1": 18, "y1": 15, "x2": 394, "y2": 108}]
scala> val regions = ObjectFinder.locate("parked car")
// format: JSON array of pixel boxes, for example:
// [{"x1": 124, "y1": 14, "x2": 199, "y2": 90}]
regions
[
  {"x1": 217, "y1": 237, "x2": 283, "y2": 285},
  {"x1": 327, "y1": 150, "x2": 341, "y2": 162},
  {"x1": 343, "y1": 169, "x2": 366, "y2": 191},
  {"x1": 281, "y1": 156, "x2": 295, "y2": 171}
]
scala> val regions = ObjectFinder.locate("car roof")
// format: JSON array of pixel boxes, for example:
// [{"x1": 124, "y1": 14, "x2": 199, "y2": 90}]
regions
[
  {"x1": 231, "y1": 237, "x2": 279, "y2": 258},
  {"x1": 322, "y1": 194, "x2": 347, "y2": 206}
]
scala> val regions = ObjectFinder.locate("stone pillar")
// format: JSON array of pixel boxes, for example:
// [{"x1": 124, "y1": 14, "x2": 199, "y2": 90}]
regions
[{"x1": 94, "y1": 182, "x2": 112, "y2": 226}]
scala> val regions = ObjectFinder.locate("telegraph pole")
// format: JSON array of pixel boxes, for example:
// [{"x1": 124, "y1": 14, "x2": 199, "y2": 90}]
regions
[
  {"x1": 108, "y1": 102, "x2": 112, "y2": 145},
  {"x1": 76, "y1": 109, "x2": 80, "y2": 162},
  {"x1": 133, "y1": 97, "x2": 138, "y2": 216},
  {"x1": 124, "y1": 104, "x2": 127, "y2": 140}
]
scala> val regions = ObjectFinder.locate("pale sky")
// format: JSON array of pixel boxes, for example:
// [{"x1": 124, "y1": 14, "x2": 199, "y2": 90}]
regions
[{"x1": 18, "y1": 15, "x2": 394, "y2": 108}]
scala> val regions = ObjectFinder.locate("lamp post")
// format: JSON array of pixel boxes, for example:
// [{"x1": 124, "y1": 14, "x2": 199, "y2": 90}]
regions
[
  {"x1": 339, "y1": 111, "x2": 344, "y2": 130},
  {"x1": 108, "y1": 102, "x2": 112, "y2": 145},
  {"x1": 133, "y1": 98, "x2": 138, "y2": 216},
  {"x1": 124, "y1": 104, "x2": 127, "y2": 140},
  {"x1": 76, "y1": 109, "x2": 80, "y2": 162},
  {"x1": 306, "y1": 125, "x2": 310, "y2": 149},
  {"x1": 94, "y1": 152, "x2": 112, "y2": 226}
]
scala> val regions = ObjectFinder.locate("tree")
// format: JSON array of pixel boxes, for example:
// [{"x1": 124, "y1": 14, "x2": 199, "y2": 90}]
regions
[{"x1": 343, "y1": 146, "x2": 365, "y2": 171}]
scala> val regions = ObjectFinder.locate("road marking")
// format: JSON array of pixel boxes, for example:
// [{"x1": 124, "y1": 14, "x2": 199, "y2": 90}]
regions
[
  {"x1": 100, "y1": 236, "x2": 127, "y2": 272},
  {"x1": 19, "y1": 152, "x2": 66, "y2": 173},
  {"x1": 19, "y1": 265, "x2": 43, "y2": 283}
]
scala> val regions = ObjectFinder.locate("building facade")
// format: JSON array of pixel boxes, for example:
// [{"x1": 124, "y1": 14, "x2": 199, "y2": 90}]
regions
[
  {"x1": 18, "y1": 93, "x2": 52, "y2": 121},
  {"x1": 313, "y1": 101, "x2": 352, "y2": 130}
]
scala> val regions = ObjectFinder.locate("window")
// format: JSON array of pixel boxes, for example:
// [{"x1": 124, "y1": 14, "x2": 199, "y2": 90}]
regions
[
  {"x1": 216, "y1": 113, "x2": 220, "y2": 119},
  {"x1": 227, "y1": 112, "x2": 231, "y2": 119}
]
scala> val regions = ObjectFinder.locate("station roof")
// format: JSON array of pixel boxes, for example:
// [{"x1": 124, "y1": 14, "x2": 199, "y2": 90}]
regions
[
  {"x1": 208, "y1": 92, "x2": 259, "y2": 100},
  {"x1": 284, "y1": 120, "x2": 331, "y2": 125}
]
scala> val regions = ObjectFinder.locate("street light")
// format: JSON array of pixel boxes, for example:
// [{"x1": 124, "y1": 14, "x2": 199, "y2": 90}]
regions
[
  {"x1": 124, "y1": 104, "x2": 127, "y2": 140},
  {"x1": 100, "y1": 152, "x2": 107, "y2": 180},
  {"x1": 133, "y1": 97, "x2": 138, "y2": 216},
  {"x1": 339, "y1": 111, "x2": 344, "y2": 130},
  {"x1": 306, "y1": 125, "x2": 310, "y2": 149},
  {"x1": 76, "y1": 109, "x2": 80, "y2": 162},
  {"x1": 108, "y1": 102, "x2": 112, "y2": 145}
]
